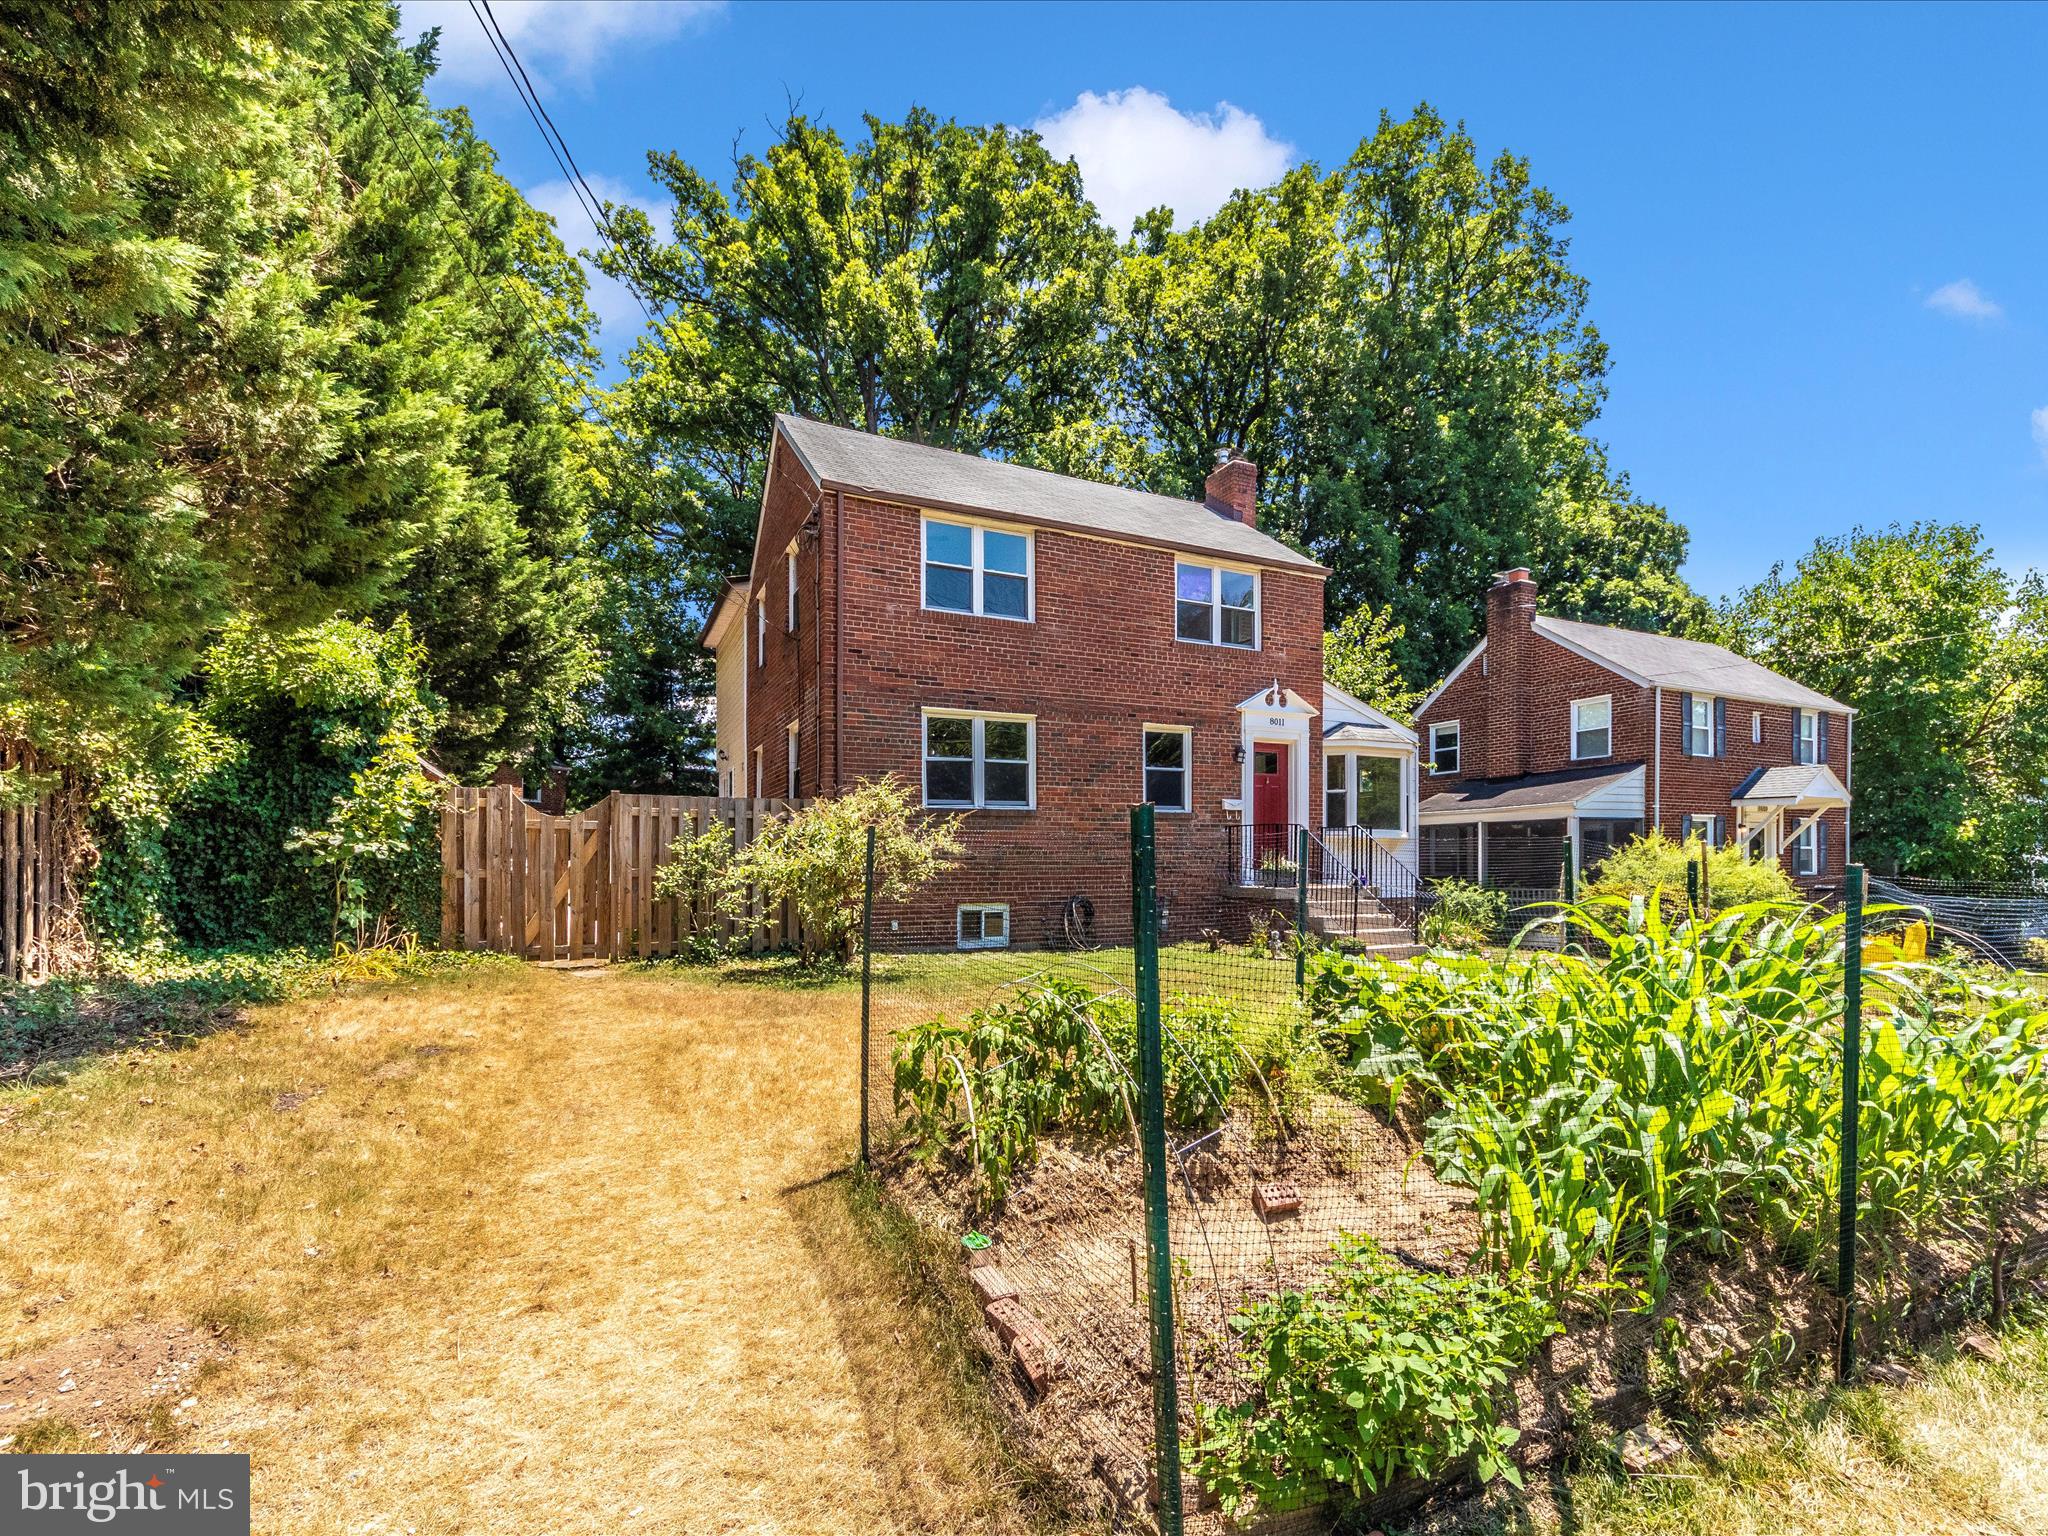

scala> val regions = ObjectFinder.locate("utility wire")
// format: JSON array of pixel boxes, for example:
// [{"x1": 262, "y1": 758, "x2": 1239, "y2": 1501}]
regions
[{"x1": 467, "y1": 0, "x2": 667, "y2": 331}]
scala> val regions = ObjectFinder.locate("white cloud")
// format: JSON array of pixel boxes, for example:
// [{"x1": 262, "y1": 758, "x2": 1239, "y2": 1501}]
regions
[
  {"x1": 2032, "y1": 405, "x2": 2048, "y2": 467},
  {"x1": 527, "y1": 174, "x2": 665, "y2": 351},
  {"x1": 1033, "y1": 87, "x2": 1293, "y2": 234},
  {"x1": 1925, "y1": 278, "x2": 2003, "y2": 322},
  {"x1": 400, "y1": 0, "x2": 723, "y2": 93}
]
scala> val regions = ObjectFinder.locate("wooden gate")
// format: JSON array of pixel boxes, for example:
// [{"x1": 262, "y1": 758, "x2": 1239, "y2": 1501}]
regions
[
  {"x1": 439, "y1": 788, "x2": 805, "y2": 959},
  {"x1": 2, "y1": 741, "x2": 73, "y2": 982}
]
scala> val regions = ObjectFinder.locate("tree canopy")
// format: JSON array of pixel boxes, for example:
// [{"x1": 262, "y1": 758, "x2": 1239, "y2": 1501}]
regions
[{"x1": 1716, "y1": 523, "x2": 2047, "y2": 878}]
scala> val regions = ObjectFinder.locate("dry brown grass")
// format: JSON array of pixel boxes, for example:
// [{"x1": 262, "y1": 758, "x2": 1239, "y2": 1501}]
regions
[{"x1": 0, "y1": 962, "x2": 1076, "y2": 1535}]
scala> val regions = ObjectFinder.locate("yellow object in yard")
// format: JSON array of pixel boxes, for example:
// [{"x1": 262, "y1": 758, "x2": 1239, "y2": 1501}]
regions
[{"x1": 1865, "y1": 921, "x2": 1928, "y2": 963}]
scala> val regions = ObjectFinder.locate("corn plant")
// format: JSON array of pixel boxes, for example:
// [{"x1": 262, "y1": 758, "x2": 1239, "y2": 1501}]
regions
[{"x1": 1310, "y1": 897, "x2": 2048, "y2": 1307}]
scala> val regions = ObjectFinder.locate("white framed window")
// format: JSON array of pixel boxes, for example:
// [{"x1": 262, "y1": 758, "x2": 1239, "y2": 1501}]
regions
[
  {"x1": 1752, "y1": 710, "x2": 1762, "y2": 745},
  {"x1": 1428, "y1": 720, "x2": 1460, "y2": 775},
  {"x1": 1174, "y1": 561, "x2": 1259, "y2": 648},
  {"x1": 1791, "y1": 819, "x2": 1820, "y2": 875},
  {"x1": 1681, "y1": 812, "x2": 1723, "y2": 848},
  {"x1": 752, "y1": 743, "x2": 763, "y2": 797},
  {"x1": 1326, "y1": 752, "x2": 1404, "y2": 832},
  {"x1": 1686, "y1": 694, "x2": 1716, "y2": 756},
  {"x1": 1795, "y1": 709, "x2": 1819, "y2": 764},
  {"x1": 922, "y1": 710, "x2": 1035, "y2": 810},
  {"x1": 957, "y1": 904, "x2": 1010, "y2": 950},
  {"x1": 786, "y1": 719, "x2": 799, "y2": 798},
  {"x1": 755, "y1": 593, "x2": 766, "y2": 666},
  {"x1": 785, "y1": 543, "x2": 798, "y2": 631},
  {"x1": 1142, "y1": 726, "x2": 1191, "y2": 812},
  {"x1": 1571, "y1": 694, "x2": 1612, "y2": 761},
  {"x1": 922, "y1": 517, "x2": 1033, "y2": 620}
]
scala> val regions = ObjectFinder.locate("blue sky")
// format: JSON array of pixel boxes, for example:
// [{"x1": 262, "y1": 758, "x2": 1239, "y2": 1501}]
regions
[{"x1": 404, "y1": 0, "x2": 2048, "y2": 602}]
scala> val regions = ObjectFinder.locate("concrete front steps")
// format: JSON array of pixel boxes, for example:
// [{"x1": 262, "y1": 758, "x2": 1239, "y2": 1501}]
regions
[{"x1": 1226, "y1": 884, "x2": 1422, "y2": 960}]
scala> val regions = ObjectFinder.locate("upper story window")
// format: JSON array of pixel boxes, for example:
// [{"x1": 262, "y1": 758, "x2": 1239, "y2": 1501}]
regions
[
  {"x1": 1428, "y1": 720, "x2": 1460, "y2": 776},
  {"x1": 1175, "y1": 562, "x2": 1258, "y2": 648},
  {"x1": 754, "y1": 593, "x2": 765, "y2": 666},
  {"x1": 1795, "y1": 709, "x2": 1820, "y2": 764},
  {"x1": 923, "y1": 518, "x2": 1032, "y2": 621},
  {"x1": 1752, "y1": 710, "x2": 1762, "y2": 745},
  {"x1": 1685, "y1": 694, "x2": 1718, "y2": 756},
  {"x1": 1142, "y1": 726, "x2": 1190, "y2": 811},
  {"x1": 1325, "y1": 752, "x2": 1404, "y2": 833},
  {"x1": 785, "y1": 543, "x2": 798, "y2": 632},
  {"x1": 1571, "y1": 695, "x2": 1612, "y2": 761},
  {"x1": 923, "y1": 710, "x2": 1034, "y2": 810}
]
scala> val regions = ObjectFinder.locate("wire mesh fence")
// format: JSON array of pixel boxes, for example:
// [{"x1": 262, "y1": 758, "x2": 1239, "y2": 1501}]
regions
[
  {"x1": 1868, "y1": 872, "x2": 2048, "y2": 968},
  {"x1": 857, "y1": 818, "x2": 2048, "y2": 1532}
]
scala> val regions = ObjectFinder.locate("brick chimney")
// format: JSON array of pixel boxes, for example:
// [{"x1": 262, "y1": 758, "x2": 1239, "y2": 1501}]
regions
[
  {"x1": 1483, "y1": 568, "x2": 1538, "y2": 780},
  {"x1": 1205, "y1": 453, "x2": 1258, "y2": 526}
]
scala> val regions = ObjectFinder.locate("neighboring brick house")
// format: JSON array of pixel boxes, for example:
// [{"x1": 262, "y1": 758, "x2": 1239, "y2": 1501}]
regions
[
  {"x1": 1412, "y1": 569, "x2": 1853, "y2": 890},
  {"x1": 702, "y1": 415, "x2": 1420, "y2": 948}
]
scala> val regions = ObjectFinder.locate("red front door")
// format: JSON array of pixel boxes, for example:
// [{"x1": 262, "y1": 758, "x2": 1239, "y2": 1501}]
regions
[{"x1": 1252, "y1": 741, "x2": 1290, "y2": 830}]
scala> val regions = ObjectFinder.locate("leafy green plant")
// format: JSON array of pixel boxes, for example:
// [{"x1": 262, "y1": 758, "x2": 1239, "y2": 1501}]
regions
[
  {"x1": 1188, "y1": 1234, "x2": 1557, "y2": 1517},
  {"x1": 1418, "y1": 879, "x2": 1506, "y2": 951},
  {"x1": 891, "y1": 980, "x2": 1276, "y2": 1201},
  {"x1": 724, "y1": 776, "x2": 963, "y2": 964},
  {"x1": 651, "y1": 822, "x2": 740, "y2": 962},
  {"x1": 1312, "y1": 897, "x2": 2048, "y2": 1309}
]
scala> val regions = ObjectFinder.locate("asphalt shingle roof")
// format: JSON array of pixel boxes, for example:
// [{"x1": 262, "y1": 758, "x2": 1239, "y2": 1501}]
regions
[
  {"x1": 775, "y1": 414, "x2": 1324, "y2": 573},
  {"x1": 1418, "y1": 762, "x2": 1646, "y2": 814},
  {"x1": 1535, "y1": 616, "x2": 1849, "y2": 713}
]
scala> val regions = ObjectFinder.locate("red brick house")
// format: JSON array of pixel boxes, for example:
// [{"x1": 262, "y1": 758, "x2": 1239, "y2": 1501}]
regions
[
  {"x1": 1412, "y1": 569, "x2": 1853, "y2": 890},
  {"x1": 703, "y1": 416, "x2": 1419, "y2": 948}
]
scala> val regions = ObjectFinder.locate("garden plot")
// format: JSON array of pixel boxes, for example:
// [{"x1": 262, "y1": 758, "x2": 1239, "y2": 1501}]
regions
[{"x1": 873, "y1": 904, "x2": 2048, "y2": 1531}]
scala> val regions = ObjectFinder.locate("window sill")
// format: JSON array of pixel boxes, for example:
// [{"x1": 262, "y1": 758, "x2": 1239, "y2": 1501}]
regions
[
  {"x1": 920, "y1": 603, "x2": 1036, "y2": 625},
  {"x1": 1174, "y1": 636, "x2": 1261, "y2": 652}
]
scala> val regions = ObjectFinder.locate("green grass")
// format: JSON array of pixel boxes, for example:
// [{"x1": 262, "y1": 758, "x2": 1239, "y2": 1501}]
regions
[{"x1": 1434, "y1": 1323, "x2": 2048, "y2": 1536}]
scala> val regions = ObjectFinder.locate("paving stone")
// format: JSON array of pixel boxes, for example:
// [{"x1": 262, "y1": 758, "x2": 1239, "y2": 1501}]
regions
[{"x1": 1252, "y1": 1180, "x2": 1302, "y2": 1220}]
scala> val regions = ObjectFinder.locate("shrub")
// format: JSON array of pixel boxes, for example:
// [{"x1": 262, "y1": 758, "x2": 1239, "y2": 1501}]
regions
[
  {"x1": 1188, "y1": 1234, "x2": 1556, "y2": 1517},
  {"x1": 1418, "y1": 879, "x2": 1505, "y2": 950},
  {"x1": 1587, "y1": 829, "x2": 1799, "y2": 912},
  {"x1": 723, "y1": 776, "x2": 962, "y2": 964},
  {"x1": 650, "y1": 822, "x2": 740, "y2": 961}
]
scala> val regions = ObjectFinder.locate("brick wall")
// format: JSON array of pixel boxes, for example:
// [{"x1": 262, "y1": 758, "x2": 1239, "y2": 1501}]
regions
[
  {"x1": 743, "y1": 437, "x2": 832, "y2": 798},
  {"x1": 819, "y1": 489, "x2": 1327, "y2": 947},
  {"x1": 1416, "y1": 599, "x2": 1855, "y2": 888}
]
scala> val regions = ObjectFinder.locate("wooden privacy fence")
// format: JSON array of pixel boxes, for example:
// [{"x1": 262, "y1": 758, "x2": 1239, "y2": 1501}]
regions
[
  {"x1": 2, "y1": 741, "x2": 74, "y2": 982},
  {"x1": 440, "y1": 788, "x2": 806, "y2": 959}
]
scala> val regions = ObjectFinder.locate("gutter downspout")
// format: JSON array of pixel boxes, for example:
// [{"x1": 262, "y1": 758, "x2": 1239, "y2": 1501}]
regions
[
  {"x1": 833, "y1": 488, "x2": 845, "y2": 796},
  {"x1": 1652, "y1": 686, "x2": 1663, "y2": 835},
  {"x1": 1843, "y1": 714, "x2": 1853, "y2": 866}
]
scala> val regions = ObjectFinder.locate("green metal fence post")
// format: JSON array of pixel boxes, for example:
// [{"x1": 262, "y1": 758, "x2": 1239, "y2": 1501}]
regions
[
  {"x1": 859, "y1": 825, "x2": 875, "y2": 1172},
  {"x1": 1295, "y1": 826, "x2": 1309, "y2": 993},
  {"x1": 1562, "y1": 837, "x2": 1578, "y2": 903},
  {"x1": 1132, "y1": 803, "x2": 1184, "y2": 1533},
  {"x1": 1686, "y1": 858, "x2": 1700, "y2": 919},
  {"x1": 1837, "y1": 862, "x2": 1866, "y2": 1382}
]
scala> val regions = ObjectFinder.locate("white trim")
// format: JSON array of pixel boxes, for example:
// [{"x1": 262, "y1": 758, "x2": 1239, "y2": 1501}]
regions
[
  {"x1": 956, "y1": 903, "x2": 1011, "y2": 950},
  {"x1": 1324, "y1": 746, "x2": 1408, "y2": 836},
  {"x1": 1141, "y1": 723, "x2": 1193, "y2": 814},
  {"x1": 1427, "y1": 719, "x2": 1462, "y2": 776},
  {"x1": 785, "y1": 542, "x2": 799, "y2": 631},
  {"x1": 1233, "y1": 686, "x2": 1314, "y2": 826},
  {"x1": 1414, "y1": 639, "x2": 1484, "y2": 720},
  {"x1": 1173, "y1": 559, "x2": 1261, "y2": 650},
  {"x1": 1570, "y1": 693, "x2": 1613, "y2": 762},
  {"x1": 786, "y1": 718, "x2": 800, "y2": 798},
  {"x1": 752, "y1": 743, "x2": 764, "y2": 798},
  {"x1": 920, "y1": 708, "x2": 1037, "y2": 811},
  {"x1": 1751, "y1": 709, "x2": 1762, "y2": 745},
  {"x1": 1320, "y1": 681, "x2": 1418, "y2": 742},
  {"x1": 754, "y1": 590, "x2": 766, "y2": 667},
  {"x1": 920, "y1": 514, "x2": 1036, "y2": 623},
  {"x1": 1652, "y1": 685, "x2": 1663, "y2": 833}
]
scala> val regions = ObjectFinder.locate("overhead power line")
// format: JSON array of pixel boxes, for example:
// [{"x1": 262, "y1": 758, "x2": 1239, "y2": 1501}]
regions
[{"x1": 466, "y1": 0, "x2": 667, "y2": 332}]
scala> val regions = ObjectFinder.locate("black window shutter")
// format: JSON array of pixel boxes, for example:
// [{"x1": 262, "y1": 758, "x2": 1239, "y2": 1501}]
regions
[
  {"x1": 1818, "y1": 713, "x2": 1830, "y2": 763},
  {"x1": 1678, "y1": 692, "x2": 1693, "y2": 756},
  {"x1": 1816, "y1": 817, "x2": 1828, "y2": 872},
  {"x1": 1714, "y1": 697, "x2": 1727, "y2": 757}
]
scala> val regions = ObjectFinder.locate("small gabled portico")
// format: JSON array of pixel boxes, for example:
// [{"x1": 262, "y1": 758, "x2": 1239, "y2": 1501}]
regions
[{"x1": 1732, "y1": 763, "x2": 1852, "y2": 865}]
